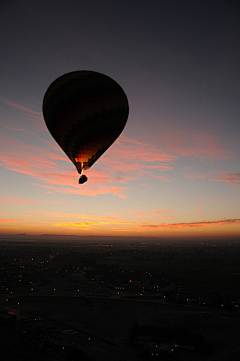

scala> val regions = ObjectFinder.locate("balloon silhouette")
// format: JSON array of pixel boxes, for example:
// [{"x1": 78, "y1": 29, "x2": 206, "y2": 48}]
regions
[{"x1": 42, "y1": 71, "x2": 129, "y2": 183}]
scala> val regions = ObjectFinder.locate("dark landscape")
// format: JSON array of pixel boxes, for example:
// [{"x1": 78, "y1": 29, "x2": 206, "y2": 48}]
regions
[{"x1": 1, "y1": 238, "x2": 240, "y2": 360}]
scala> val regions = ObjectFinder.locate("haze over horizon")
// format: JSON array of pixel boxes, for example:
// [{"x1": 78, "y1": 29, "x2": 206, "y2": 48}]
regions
[{"x1": 1, "y1": 1, "x2": 240, "y2": 241}]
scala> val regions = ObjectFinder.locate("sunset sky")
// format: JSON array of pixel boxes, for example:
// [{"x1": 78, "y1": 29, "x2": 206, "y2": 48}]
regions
[{"x1": 1, "y1": 1, "x2": 240, "y2": 241}]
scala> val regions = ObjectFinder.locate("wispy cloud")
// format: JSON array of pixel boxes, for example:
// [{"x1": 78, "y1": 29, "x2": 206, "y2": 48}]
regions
[
  {"x1": 154, "y1": 209, "x2": 177, "y2": 218},
  {"x1": 0, "y1": 197, "x2": 34, "y2": 204},
  {"x1": 40, "y1": 183, "x2": 128, "y2": 198},
  {"x1": 0, "y1": 219, "x2": 25, "y2": 223},
  {"x1": 1, "y1": 132, "x2": 177, "y2": 197},
  {"x1": 0, "y1": 96, "x2": 41, "y2": 116},
  {"x1": 128, "y1": 210, "x2": 145, "y2": 216},
  {"x1": 140, "y1": 218, "x2": 240, "y2": 229},
  {"x1": 0, "y1": 135, "x2": 69, "y2": 170},
  {"x1": 210, "y1": 171, "x2": 240, "y2": 186},
  {"x1": 34, "y1": 211, "x2": 240, "y2": 233},
  {"x1": 52, "y1": 221, "x2": 111, "y2": 229},
  {"x1": 97, "y1": 136, "x2": 177, "y2": 183},
  {"x1": 42, "y1": 217, "x2": 240, "y2": 234},
  {"x1": 162, "y1": 130, "x2": 232, "y2": 160},
  {"x1": 0, "y1": 142, "x2": 129, "y2": 198},
  {"x1": 1, "y1": 96, "x2": 178, "y2": 196},
  {"x1": 186, "y1": 206, "x2": 202, "y2": 214},
  {"x1": 115, "y1": 136, "x2": 177, "y2": 163},
  {"x1": 0, "y1": 96, "x2": 46, "y2": 134},
  {"x1": 3, "y1": 98, "x2": 234, "y2": 202},
  {"x1": 36, "y1": 211, "x2": 122, "y2": 221},
  {"x1": 183, "y1": 172, "x2": 210, "y2": 179},
  {"x1": 0, "y1": 196, "x2": 70, "y2": 206},
  {"x1": 0, "y1": 152, "x2": 64, "y2": 174}
]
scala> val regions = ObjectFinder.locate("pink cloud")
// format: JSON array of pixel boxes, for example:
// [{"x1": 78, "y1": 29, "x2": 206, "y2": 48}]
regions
[
  {"x1": 0, "y1": 196, "x2": 73, "y2": 206},
  {"x1": 114, "y1": 136, "x2": 177, "y2": 163},
  {"x1": 1, "y1": 98, "x2": 179, "y2": 197},
  {"x1": 1, "y1": 134, "x2": 69, "y2": 169},
  {"x1": 162, "y1": 130, "x2": 232, "y2": 160},
  {"x1": 145, "y1": 165, "x2": 174, "y2": 170},
  {"x1": 128, "y1": 210, "x2": 145, "y2": 216},
  {"x1": 0, "y1": 196, "x2": 34, "y2": 204},
  {"x1": 210, "y1": 171, "x2": 240, "y2": 185},
  {"x1": 183, "y1": 172, "x2": 210, "y2": 179},
  {"x1": 32, "y1": 135, "x2": 176, "y2": 194},
  {"x1": 40, "y1": 183, "x2": 127, "y2": 198},
  {"x1": 1, "y1": 118, "x2": 178, "y2": 196},
  {"x1": 0, "y1": 153, "x2": 62, "y2": 174},
  {"x1": 0, "y1": 96, "x2": 47, "y2": 135},
  {"x1": 95, "y1": 136, "x2": 177, "y2": 184},
  {"x1": 186, "y1": 207, "x2": 202, "y2": 214},
  {"x1": 0, "y1": 96, "x2": 41, "y2": 116},
  {"x1": 154, "y1": 209, "x2": 177, "y2": 218}
]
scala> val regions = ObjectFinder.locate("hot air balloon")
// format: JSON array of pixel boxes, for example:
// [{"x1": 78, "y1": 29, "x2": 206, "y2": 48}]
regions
[{"x1": 42, "y1": 71, "x2": 129, "y2": 184}]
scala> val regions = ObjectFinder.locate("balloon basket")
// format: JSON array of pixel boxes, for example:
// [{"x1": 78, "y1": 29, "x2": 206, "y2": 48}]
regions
[{"x1": 79, "y1": 174, "x2": 88, "y2": 184}]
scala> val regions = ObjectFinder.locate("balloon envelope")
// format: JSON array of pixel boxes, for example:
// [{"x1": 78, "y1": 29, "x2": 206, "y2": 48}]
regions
[{"x1": 42, "y1": 71, "x2": 129, "y2": 175}]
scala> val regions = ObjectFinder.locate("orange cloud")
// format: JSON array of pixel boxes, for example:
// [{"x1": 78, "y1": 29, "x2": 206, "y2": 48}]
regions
[
  {"x1": 0, "y1": 219, "x2": 25, "y2": 223},
  {"x1": 52, "y1": 221, "x2": 111, "y2": 229},
  {"x1": 36, "y1": 211, "x2": 122, "y2": 220},
  {"x1": 35, "y1": 213, "x2": 240, "y2": 233},
  {"x1": 40, "y1": 217, "x2": 240, "y2": 235},
  {"x1": 140, "y1": 218, "x2": 240, "y2": 229},
  {"x1": 51, "y1": 220, "x2": 138, "y2": 231}
]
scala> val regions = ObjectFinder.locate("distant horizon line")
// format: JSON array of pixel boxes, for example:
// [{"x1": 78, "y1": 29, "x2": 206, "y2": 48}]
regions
[{"x1": 0, "y1": 232, "x2": 239, "y2": 245}]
